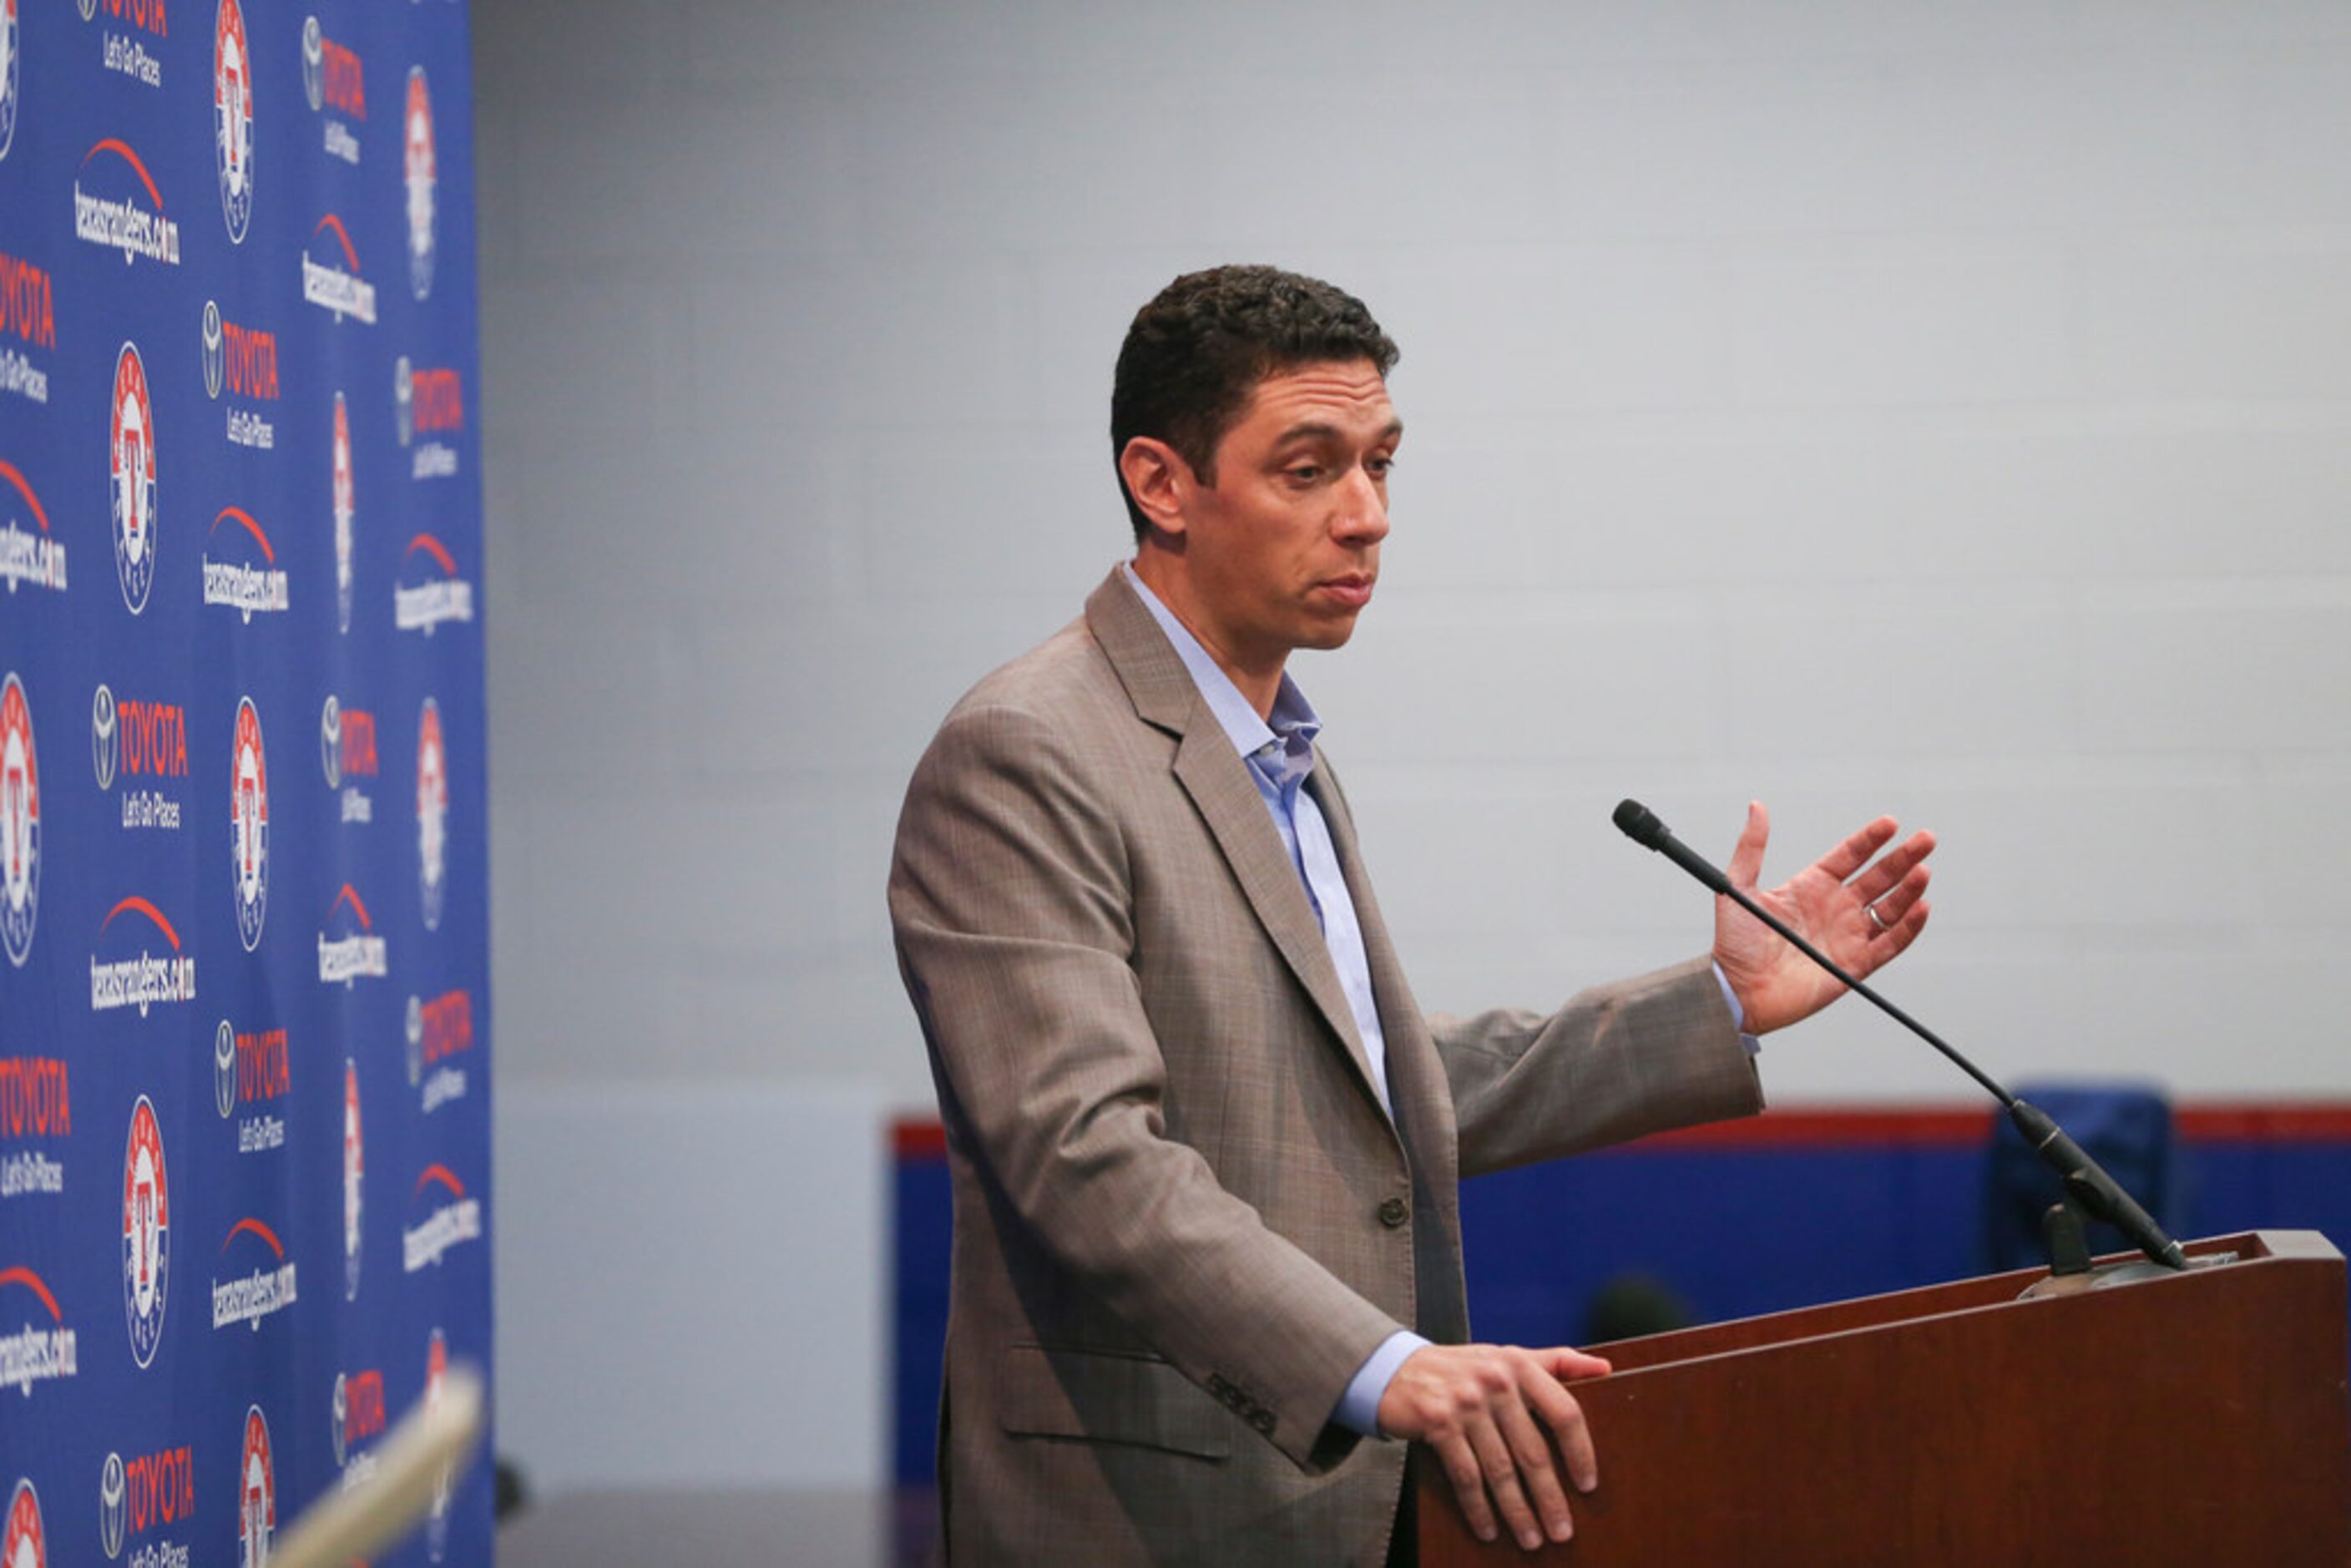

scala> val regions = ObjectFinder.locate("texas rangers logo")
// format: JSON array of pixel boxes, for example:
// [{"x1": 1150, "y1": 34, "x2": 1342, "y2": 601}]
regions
[
  {"x1": 213, "y1": 0, "x2": 254, "y2": 244},
  {"x1": 230, "y1": 697, "x2": 267, "y2": 950},
  {"x1": 300, "y1": 16, "x2": 322, "y2": 113},
  {"x1": 1, "y1": 674, "x2": 36, "y2": 967},
  {"x1": 214, "y1": 1019, "x2": 235, "y2": 1118},
  {"x1": 122, "y1": 1095, "x2": 169, "y2": 1369},
  {"x1": 0, "y1": 0, "x2": 18, "y2": 166},
  {"x1": 111, "y1": 342, "x2": 157, "y2": 615},
  {"x1": 201, "y1": 300, "x2": 224, "y2": 399},
  {"x1": 331, "y1": 392, "x2": 354, "y2": 633},
  {"x1": 342, "y1": 1057, "x2": 361, "y2": 1300},
  {"x1": 417, "y1": 698, "x2": 446, "y2": 931},
  {"x1": 99, "y1": 1452, "x2": 124, "y2": 1559},
  {"x1": 394, "y1": 356, "x2": 412, "y2": 447},
  {"x1": 4, "y1": 1479, "x2": 41, "y2": 1568},
  {"x1": 238, "y1": 1406, "x2": 272, "y2": 1568},
  {"x1": 404, "y1": 67, "x2": 435, "y2": 300}
]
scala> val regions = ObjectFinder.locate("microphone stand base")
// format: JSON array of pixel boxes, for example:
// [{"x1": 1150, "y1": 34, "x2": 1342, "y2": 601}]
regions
[{"x1": 2018, "y1": 1252, "x2": 2239, "y2": 1301}]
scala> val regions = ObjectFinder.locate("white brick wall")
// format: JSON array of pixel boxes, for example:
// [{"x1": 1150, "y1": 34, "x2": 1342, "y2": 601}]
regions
[{"x1": 476, "y1": 0, "x2": 2351, "y2": 1486}]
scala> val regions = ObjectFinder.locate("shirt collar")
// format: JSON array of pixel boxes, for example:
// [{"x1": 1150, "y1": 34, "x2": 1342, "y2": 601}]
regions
[{"x1": 1120, "y1": 563, "x2": 1323, "y2": 766}]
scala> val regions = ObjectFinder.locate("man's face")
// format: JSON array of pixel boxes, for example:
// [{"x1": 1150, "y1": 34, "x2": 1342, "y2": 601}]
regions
[{"x1": 1175, "y1": 358, "x2": 1399, "y2": 671}]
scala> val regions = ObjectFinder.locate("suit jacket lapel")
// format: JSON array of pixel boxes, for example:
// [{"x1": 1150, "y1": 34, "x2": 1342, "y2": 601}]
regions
[
  {"x1": 1307, "y1": 763, "x2": 1454, "y2": 1166},
  {"x1": 1084, "y1": 570, "x2": 1388, "y2": 1111},
  {"x1": 1307, "y1": 761, "x2": 1471, "y2": 1342}
]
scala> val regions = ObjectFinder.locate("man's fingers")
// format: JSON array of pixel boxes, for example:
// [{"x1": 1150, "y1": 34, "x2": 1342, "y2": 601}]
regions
[
  {"x1": 1861, "y1": 864, "x2": 1929, "y2": 936},
  {"x1": 1723, "y1": 800, "x2": 1770, "y2": 890},
  {"x1": 1469, "y1": 1418, "x2": 1546, "y2": 1552},
  {"x1": 1886, "y1": 899, "x2": 1930, "y2": 955},
  {"x1": 1856, "y1": 898, "x2": 1931, "y2": 976},
  {"x1": 1397, "y1": 1344, "x2": 1608, "y2": 1548},
  {"x1": 1813, "y1": 814, "x2": 1898, "y2": 883},
  {"x1": 1522, "y1": 1368, "x2": 1599, "y2": 1495},
  {"x1": 1495, "y1": 1397, "x2": 1574, "y2": 1545},
  {"x1": 1848, "y1": 829, "x2": 1936, "y2": 905},
  {"x1": 1538, "y1": 1346, "x2": 1613, "y2": 1381},
  {"x1": 1436, "y1": 1435, "x2": 1500, "y2": 1545}
]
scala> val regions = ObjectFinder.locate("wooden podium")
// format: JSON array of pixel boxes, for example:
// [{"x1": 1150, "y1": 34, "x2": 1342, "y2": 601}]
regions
[{"x1": 1418, "y1": 1231, "x2": 2350, "y2": 1565}]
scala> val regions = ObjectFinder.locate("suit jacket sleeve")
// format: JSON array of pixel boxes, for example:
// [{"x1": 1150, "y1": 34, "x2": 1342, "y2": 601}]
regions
[
  {"x1": 1302, "y1": 756, "x2": 1765, "y2": 1182},
  {"x1": 890, "y1": 699, "x2": 1404, "y2": 1473},
  {"x1": 1433, "y1": 957, "x2": 1766, "y2": 1180}
]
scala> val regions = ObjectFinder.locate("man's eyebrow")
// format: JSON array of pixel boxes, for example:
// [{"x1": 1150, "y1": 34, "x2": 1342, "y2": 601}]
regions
[{"x1": 1272, "y1": 418, "x2": 1405, "y2": 445}]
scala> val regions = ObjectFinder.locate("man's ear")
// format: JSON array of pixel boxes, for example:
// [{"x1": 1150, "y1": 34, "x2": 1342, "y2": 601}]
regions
[{"x1": 1118, "y1": 437, "x2": 1192, "y2": 539}]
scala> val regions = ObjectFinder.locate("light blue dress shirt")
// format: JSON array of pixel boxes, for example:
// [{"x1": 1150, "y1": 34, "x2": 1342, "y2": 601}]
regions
[
  {"x1": 1120, "y1": 565, "x2": 1425, "y2": 1434},
  {"x1": 1120, "y1": 564, "x2": 1752, "y2": 1440}
]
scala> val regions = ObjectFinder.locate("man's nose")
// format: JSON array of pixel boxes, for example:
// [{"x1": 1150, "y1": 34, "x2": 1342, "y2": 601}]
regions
[{"x1": 1332, "y1": 466, "x2": 1389, "y2": 544}]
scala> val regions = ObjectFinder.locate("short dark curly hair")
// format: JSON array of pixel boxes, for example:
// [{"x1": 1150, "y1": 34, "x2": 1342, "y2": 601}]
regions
[{"x1": 1110, "y1": 266, "x2": 1399, "y2": 543}]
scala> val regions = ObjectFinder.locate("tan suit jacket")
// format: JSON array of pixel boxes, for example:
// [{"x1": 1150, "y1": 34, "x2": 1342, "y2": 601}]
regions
[{"x1": 888, "y1": 568, "x2": 1764, "y2": 1565}]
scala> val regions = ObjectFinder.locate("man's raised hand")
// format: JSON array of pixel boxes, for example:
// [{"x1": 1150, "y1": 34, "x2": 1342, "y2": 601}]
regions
[{"x1": 1711, "y1": 801, "x2": 1935, "y2": 1036}]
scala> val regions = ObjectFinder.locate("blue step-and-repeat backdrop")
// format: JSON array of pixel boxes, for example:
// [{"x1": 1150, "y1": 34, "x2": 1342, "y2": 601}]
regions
[{"x1": 0, "y1": 0, "x2": 489, "y2": 1562}]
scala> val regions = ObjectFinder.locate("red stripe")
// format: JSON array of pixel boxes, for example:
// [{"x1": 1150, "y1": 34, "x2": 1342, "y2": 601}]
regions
[
  {"x1": 889, "y1": 1104, "x2": 2351, "y2": 1161},
  {"x1": 416, "y1": 1163, "x2": 465, "y2": 1199},
  {"x1": 332, "y1": 883, "x2": 373, "y2": 930},
  {"x1": 101, "y1": 895, "x2": 181, "y2": 951},
  {"x1": 221, "y1": 1216, "x2": 286, "y2": 1259},
  {"x1": 212, "y1": 506, "x2": 275, "y2": 564},
  {"x1": 405, "y1": 533, "x2": 458, "y2": 575},
  {"x1": 2177, "y1": 1105, "x2": 2351, "y2": 1142},
  {"x1": 1631, "y1": 1107, "x2": 1995, "y2": 1150},
  {"x1": 312, "y1": 213, "x2": 361, "y2": 271},
  {"x1": 85, "y1": 139, "x2": 164, "y2": 209},
  {"x1": 0, "y1": 1266, "x2": 61, "y2": 1321},
  {"x1": 895, "y1": 1119, "x2": 948, "y2": 1161},
  {"x1": 0, "y1": 462, "x2": 48, "y2": 532}
]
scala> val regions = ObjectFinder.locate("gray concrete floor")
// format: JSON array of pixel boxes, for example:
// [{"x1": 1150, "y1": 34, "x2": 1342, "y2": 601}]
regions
[{"x1": 497, "y1": 1488, "x2": 939, "y2": 1567}]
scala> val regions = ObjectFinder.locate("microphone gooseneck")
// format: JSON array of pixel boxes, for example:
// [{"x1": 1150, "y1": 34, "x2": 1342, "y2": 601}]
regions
[{"x1": 1612, "y1": 797, "x2": 2187, "y2": 1272}]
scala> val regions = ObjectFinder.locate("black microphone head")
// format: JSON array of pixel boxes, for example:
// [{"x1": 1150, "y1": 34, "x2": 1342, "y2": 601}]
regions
[{"x1": 1613, "y1": 798, "x2": 1666, "y2": 848}]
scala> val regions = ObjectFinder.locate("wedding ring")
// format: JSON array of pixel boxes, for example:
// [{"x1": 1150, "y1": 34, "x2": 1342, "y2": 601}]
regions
[{"x1": 1865, "y1": 903, "x2": 1889, "y2": 933}]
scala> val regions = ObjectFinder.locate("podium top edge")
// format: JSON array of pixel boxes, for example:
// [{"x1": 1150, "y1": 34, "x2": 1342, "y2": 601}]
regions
[
  {"x1": 2240, "y1": 1228, "x2": 2344, "y2": 1263},
  {"x1": 1586, "y1": 1230, "x2": 2343, "y2": 1379}
]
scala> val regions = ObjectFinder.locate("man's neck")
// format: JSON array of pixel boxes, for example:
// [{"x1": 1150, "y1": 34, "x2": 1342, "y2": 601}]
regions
[{"x1": 1129, "y1": 552, "x2": 1285, "y2": 719}]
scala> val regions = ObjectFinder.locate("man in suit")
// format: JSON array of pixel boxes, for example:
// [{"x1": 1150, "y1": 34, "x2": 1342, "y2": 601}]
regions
[{"x1": 888, "y1": 266, "x2": 1934, "y2": 1565}]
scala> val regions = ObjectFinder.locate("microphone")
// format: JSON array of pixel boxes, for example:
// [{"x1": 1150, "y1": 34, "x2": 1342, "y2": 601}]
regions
[
  {"x1": 1613, "y1": 797, "x2": 2187, "y2": 1273},
  {"x1": 1611, "y1": 798, "x2": 1732, "y2": 895}
]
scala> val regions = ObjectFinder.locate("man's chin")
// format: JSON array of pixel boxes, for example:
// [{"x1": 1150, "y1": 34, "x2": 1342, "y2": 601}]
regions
[{"x1": 1297, "y1": 612, "x2": 1363, "y2": 651}]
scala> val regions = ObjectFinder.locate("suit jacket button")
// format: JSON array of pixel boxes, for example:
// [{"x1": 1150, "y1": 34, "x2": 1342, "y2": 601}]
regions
[{"x1": 1378, "y1": 1196, "x2": 1408, "y2": 1228}]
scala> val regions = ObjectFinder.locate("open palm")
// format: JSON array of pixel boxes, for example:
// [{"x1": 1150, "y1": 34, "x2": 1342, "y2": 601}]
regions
[{"x1": 1712, "y1": 802, "x2": 1935, "y2": 1036}]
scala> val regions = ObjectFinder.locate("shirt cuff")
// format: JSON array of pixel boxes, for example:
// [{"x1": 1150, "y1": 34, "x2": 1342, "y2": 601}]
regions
[
  {"x1": 1712, "y1": 961, "x2": 1762, "y2": 1056},
  {"x1": 1333, "y1": 1329, "x2": 1431, "y2": 1438}
]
